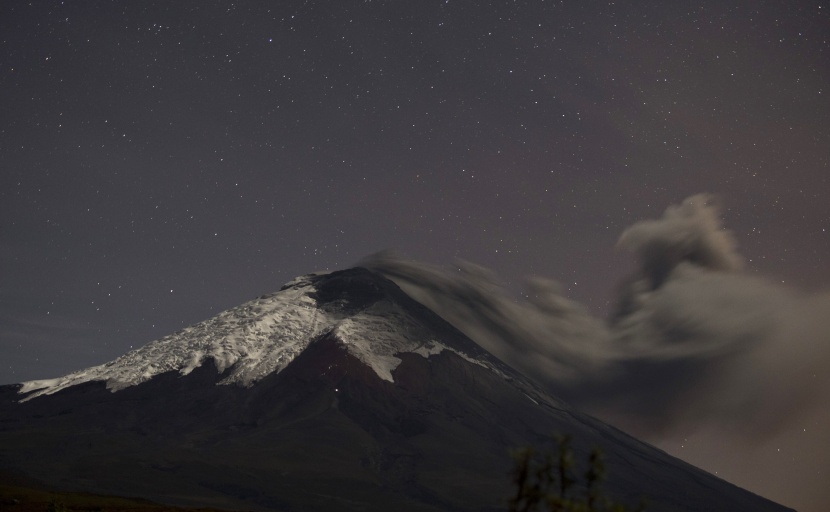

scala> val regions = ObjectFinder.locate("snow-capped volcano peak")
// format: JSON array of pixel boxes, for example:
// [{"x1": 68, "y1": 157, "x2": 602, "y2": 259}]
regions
[
  {"x1": 19, "y1": 268, "x2": 496, "y2": 401},
  {"x1": 4, "y1": 269, "x2": 795, "y2": 512}
]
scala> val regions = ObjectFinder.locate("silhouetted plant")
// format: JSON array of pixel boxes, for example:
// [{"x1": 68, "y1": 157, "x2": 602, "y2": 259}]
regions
[
  {"x1": 47, "y1": 498, "x2": 68, "y2": 512},
  {"x1": 509, "y1": 434, "x2": 646, "y2": 512}
]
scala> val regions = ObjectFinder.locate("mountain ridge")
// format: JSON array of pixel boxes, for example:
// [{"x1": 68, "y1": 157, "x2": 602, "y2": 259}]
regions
[
  {"x1": 0, "y1": 267, "x2": 793, "y2": 512},
  {"x1": 18, "y1": 268, "x2": 512, "y2": 402}
]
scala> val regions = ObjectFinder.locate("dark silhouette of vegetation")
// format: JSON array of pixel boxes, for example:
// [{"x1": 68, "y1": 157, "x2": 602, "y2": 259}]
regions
[
  {"x1": 46, "y1": 498, "x2": 68, "y2": 512},
  {"x1": 509, "y1": 434, "x2": 646, "y2": 512}
]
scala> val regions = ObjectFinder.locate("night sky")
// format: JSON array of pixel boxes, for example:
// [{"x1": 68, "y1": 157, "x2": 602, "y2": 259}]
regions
[{"x1": 1, "y1": 1, "x2": 828, "y2": 510}]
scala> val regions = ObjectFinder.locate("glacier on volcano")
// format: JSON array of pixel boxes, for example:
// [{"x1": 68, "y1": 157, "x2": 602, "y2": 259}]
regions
[{"x1": 19, "y1": 269, "x2": 495, "y2": 401}]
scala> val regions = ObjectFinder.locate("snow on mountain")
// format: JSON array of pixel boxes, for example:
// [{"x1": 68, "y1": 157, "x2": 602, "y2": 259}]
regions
[
  {"x1": 19, "y1": 269, "x2": 497, "y2": 401},
  {"x1": 3, "y1": 267, "x2": 795, "y2": 512}
]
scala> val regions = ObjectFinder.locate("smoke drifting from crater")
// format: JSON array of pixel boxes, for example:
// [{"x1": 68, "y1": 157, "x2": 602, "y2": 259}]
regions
[{"x1": 363, "y1": 194, "x2": 830, "y2": 510}]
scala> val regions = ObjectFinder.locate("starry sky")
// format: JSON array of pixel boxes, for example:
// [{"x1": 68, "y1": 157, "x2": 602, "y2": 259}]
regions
[{"x1": 1, "y1": 1, "x2": 828, "y2": 510}]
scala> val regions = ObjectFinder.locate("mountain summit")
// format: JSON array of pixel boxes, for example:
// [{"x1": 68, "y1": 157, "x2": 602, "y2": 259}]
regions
[
  {"x1": 1, "y1": 268, "x2": 791, "y2": 512},
  {"x1": 19, "y1": 268, "x2": 506, "y2": 401}
]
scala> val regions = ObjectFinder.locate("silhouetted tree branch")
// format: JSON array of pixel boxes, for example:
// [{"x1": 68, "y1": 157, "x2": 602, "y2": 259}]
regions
[{"x1": 509, "y1": 434, "x2": 646, "y2": 512}]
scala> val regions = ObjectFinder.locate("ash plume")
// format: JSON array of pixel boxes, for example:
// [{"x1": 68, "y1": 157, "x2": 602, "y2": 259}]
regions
[{"x1": 363, "y1": 194, "x2": 830, "y2": 509}]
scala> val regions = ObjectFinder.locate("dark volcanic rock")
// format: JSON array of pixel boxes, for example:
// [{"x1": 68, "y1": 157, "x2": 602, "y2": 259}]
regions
[{"x1": 0, "y1": 268, "x2": 793, "y2": 512}]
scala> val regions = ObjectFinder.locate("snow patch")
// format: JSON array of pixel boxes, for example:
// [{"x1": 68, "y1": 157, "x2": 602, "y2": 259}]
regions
[
  {"x1": 411, "y1": 342, "x2": 447, "y2": 358},
  {"x1": 19, "y1": 378, "x2": 61, "y2": 394},
  {"x1": 19, "y1": 270, "x2": 498, "y2": 401},
  {"x1": 524, "y1": 393, "x2": 540, "y2": 405}
]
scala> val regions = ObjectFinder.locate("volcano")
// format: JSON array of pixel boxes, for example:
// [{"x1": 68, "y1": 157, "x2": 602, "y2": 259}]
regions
[{"x1": 0, "y1": 268, "x2": 791, "y2": 511}]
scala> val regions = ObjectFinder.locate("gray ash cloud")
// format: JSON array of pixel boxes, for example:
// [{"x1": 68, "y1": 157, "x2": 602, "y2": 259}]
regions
[{"x1": 364, "y1": 194, "x2": 830, "y2": 509}]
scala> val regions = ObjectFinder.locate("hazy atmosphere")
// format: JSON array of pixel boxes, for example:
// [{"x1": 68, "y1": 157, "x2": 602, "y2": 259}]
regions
[{"x1": 1, "y1": 1, "x2": 828, "y2": 511}]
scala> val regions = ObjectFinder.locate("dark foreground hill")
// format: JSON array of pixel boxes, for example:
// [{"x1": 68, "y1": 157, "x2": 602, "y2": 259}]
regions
[
  {"x1": 0, "y1": 268, "x2": 792, "y2": 512},
  {"x1": 0, "y1": 470, "x2": 232, "y2": 512}
]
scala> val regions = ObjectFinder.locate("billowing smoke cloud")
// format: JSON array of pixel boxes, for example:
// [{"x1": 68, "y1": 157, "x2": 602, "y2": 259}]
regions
[
  {"x1": 607, "y1": 194, "x2": 829, "y2": 436},
  {"x1": 362, "y1": 194, "x2": 830, "y2": 511},
  {"x1": 616, "y1": 194, "x2": 743, "y2": 287},
  {"x1": 362, "y1": 251, "x2": 612, "y2": 385}
]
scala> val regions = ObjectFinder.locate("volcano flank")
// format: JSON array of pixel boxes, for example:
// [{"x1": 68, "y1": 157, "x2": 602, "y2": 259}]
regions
[{"x1": 0, "y1": 268, "x2": 792, "y2": 511}]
